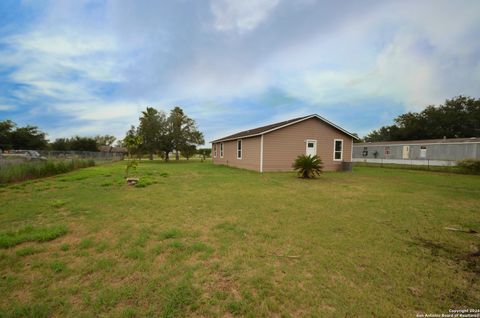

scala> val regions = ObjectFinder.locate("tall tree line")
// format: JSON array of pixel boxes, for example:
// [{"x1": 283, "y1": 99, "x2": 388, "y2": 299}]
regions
[
  {"x1": 0, "y1": 119, "x2": 117, "y2": 152},
  {"x1": 0, "y1": 120, "x2": 48, "y2": 150},
  {"x1": 123, "y1": 106, "x2": 204, "y2": 160},
  {"x1": 364, "y1": 96, "x2": 480, "y2": 142},
  {"x1": 50, "y1": 135, "x2": 117, "y2": 151}
]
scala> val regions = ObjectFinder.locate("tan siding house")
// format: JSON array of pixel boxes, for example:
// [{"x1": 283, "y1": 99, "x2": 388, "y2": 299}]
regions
[{"x1": 211, "y1": 114, "x2": 357, "y2": 172}]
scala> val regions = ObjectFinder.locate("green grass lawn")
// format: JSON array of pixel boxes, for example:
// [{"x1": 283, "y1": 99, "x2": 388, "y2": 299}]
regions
[{"x1": 0, "y1": 161, "x2": 479, "y2": 317}]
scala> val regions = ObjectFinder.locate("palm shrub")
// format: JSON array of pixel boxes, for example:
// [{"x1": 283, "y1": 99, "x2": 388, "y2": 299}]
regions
[{"x1": 292, "y1": 154, "x2": 323, "y2": 178}]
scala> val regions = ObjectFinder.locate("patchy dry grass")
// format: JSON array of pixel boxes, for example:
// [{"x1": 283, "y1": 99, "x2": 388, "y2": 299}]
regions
[
  {"x1": 0, "y1": 160, "x2": 478, "y2": 317},
  {"x1": 0, "y1": 225, "x2": 67, "y2": 248}
]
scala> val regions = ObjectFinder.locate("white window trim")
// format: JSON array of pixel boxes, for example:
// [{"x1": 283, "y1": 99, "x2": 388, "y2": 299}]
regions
[
  {"x1": 237, "y1": 139, "x2": 242, "y2": 159},
  {"x1": 305, "y1": 139, "x2": 317, "y2": 156},
  {"x1": 220, "y1": 142, "x2": 224, "y2": 158},
  {"x1": 333, "y1": 139, "x2": 343, "y2": 161},
  {"x1": 213, "y1": 144, "x2": 217, "y2": 158}
]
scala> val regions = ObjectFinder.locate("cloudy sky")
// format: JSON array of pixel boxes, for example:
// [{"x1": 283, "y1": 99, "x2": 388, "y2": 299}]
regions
[{"x1": 0, "y1": 0, "x2": 479, "y2": 143}]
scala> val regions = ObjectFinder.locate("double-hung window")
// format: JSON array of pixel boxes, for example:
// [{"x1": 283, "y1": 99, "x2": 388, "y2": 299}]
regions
[
  {"x1": 237, "y1": 139, "x2": 242, "y2": 159},
  {"x1": 220, "y1": 142, "x2": 224, "y2": 158},
  {"x1": 214, "y1": 144, "x2": 217, "y2": 158},
  {"x1": 333, "y1": 139, "x2": 343, "y2": 161}
]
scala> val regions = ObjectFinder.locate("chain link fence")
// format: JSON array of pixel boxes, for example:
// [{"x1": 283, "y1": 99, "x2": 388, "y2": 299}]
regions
[{"x1": 0, "y1": 150, "x2": 124, "y2": 168}]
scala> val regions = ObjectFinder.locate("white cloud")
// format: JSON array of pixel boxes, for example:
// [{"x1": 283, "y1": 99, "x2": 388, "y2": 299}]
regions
[
  {"x1": 210, "y1": 0, "x2": 280, "y2": 33},
  {"x1": 264, "y1": 0, "x2": 480, "y2": 111},
  {"x1": 50, "y1": 100, "x2": 140, "y2": 121},
  {"x1": 0, "y1": 105, "x2": 16, "y2": 111},
  {"x1": 1, "y1": 0, "x2": 479, "y2": 142}
]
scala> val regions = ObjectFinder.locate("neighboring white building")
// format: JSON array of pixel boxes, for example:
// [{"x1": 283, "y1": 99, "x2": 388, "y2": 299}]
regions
[{"x1": 353, "y1": 137, "x2": 480, "y2": 166}]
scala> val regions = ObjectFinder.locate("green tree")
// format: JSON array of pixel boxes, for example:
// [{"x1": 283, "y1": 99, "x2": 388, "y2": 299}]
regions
[
  {"x1": 0, "y1": 120, "x2": 15, "y2": 150},
  {"x1": 123, "y1": 125, "x2": 142, "y2": 158},
  {"x1": 169, "y1": 107, "x2": 205, "y2": 160},
  {"x1": 364, "y1": 96, "x2": 480, "y2": 141},
  {"x1": 197, "y1": 148, "x2": 212, "y2": 160},
  {"x1": 10, "y1": 125, "x2": 48, "y2": 150},
  {"x1": 69, "y1": 136, "x2": 98, "y2": 151},
  {"x1": 138, "y1": 107, "x2": 167, "y2": 160},
  {"x1": 180, "y1": 144, "x2": 197, "y2": 160},
  {"x1": 94, "y1": 135, "x2": 116, "y2": 147},
  {"x1": 51, "y1": 138, "x2": 70, "y2": 151}
]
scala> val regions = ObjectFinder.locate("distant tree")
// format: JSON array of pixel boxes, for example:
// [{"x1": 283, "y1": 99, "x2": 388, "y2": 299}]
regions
[
  {"x1": 0, "y1": 120, "x2": 15, "y2": 150},
  {"x1": 169, "y1": 107, "x2": 204, "y2": 160},
  {"x1": 197, "y1": 148, "x2": 211, "y2": 161},
  {"x1": 138, "y1": 107, "x2": 167, "y2": 160},
  {"x1": 69, "y1": 136, "x2": 98, "y2": 151},
  {"x1": 94, "y1": 135, "x2": 116, "y2": 147},
  {"x1": 10, "y1": 125, "x2": 48, "y2": 150},
  {"x1": 124, "y1": 106, "x2": 205, "y2": 162},
  {"x1": 123, "y1": 125, "x2": 142, "y2": 158},
  {"x1": 114, "y1": 140, "x2": 125, "y2": 148},
  {"x1": 364, "y1": 96, "x2": 480, "y2": 141},
  {"x1": 351, "y1": 133, "x2": 362, "y2": 143},
  {"x1": 180, "y1": 144, "x2": 197, "y2": 160},
  {"x1": 159, "y1": 126, "x2": 175, "y2": 161},
  {"x1": 51, "y1": 138, "x2": 70, "y2": 151}
]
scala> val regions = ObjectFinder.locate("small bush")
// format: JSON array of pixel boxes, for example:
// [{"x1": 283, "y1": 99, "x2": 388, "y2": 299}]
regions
[
  {"x1": 0, "y1": 225, "x2": 68, "y2": 249},
  {"x1": 292, "y1": 154, "x2": 323, "y2": 178},
  {"x1": 457, "y1": 159, "x2": 480, "y2": 174}
]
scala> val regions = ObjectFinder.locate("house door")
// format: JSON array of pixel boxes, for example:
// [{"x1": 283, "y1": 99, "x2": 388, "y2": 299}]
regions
[
  {"x1": 306, "y1": 140, "x2": 317, "y2": 157},
  {"x1": 402, "y1": 146, "x2": 410, "y2": 159}
]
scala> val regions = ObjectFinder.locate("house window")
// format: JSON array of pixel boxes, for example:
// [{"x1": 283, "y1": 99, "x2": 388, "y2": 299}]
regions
[
  {"x1": 214, "y1": 144, "x2": 217, "y2": 158},
  {"x1": 220, "y1": 142, "x2": 224, "y2": 158},
  {"x1": 237, "y1": 139, "x2": 242, "y2": 159},
  {"x1": 333, "y1": 139, "x2": 343, "y2": 161},
  {"x1": 385, "y1": 146, "x2": 390, "y2": 157}
]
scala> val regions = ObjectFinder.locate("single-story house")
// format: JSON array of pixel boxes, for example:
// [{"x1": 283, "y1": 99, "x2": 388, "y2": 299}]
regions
[{"x1": 211, "y1": 114, "x2": 358, "y2": 172}]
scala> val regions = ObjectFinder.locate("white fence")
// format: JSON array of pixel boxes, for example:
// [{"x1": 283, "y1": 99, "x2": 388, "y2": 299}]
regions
[{"x1": 353, "y1": 158, "x2": 457, "y2": 167}]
